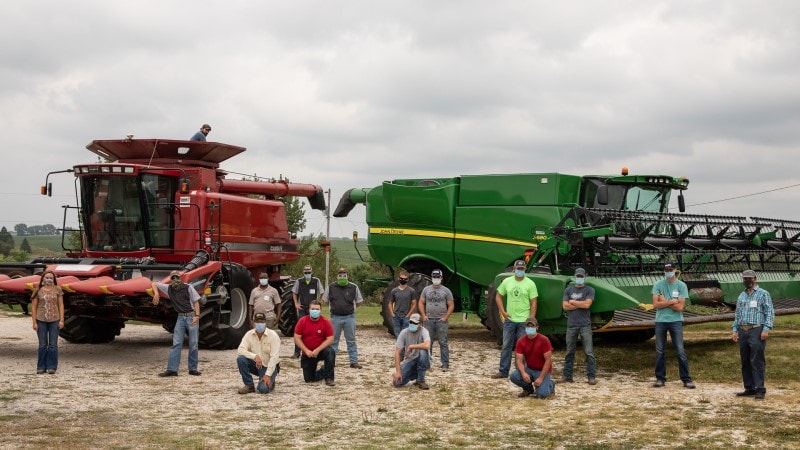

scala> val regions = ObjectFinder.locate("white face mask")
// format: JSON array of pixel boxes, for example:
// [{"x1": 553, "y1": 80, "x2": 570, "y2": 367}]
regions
[
  {"x1": 259, "y1": 279, "x2": 269, "y2": 286},
  {"x1": 432, "y1": 278, "x2": 442, "y2": 286}
]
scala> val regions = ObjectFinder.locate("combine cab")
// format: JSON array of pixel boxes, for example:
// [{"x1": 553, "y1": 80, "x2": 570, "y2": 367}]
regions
[
  {"x1": 0, "y1": 139, "x2": 325, "y2": 349},
  {"x1": 334, "y1": 172, "x2": 800, "y2": 344}
]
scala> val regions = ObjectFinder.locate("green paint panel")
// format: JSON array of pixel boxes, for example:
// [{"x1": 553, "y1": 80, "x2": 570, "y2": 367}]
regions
[{"x1": 459, "y1": 173, "x2": 582, "y2": 206}]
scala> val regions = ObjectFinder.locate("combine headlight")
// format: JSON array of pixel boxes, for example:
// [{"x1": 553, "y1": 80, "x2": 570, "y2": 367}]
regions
[
  {"x1": 124, "y1": 167, "x2": 135, "y2": 174},
  {"x1": 101, "y1": 166, "x2": 110, "y2": 173},
  {"x1": 111, "y1": 166, "x2": 122, "y2": 173}
]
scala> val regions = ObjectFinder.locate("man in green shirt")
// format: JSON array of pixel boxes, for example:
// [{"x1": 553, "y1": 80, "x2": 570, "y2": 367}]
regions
[
  {"x1": 651, "y1": 263, "x2": 695, "y2": 389},
  {"x1": 491, "y1": 260, "x2": 538, "y2": 379}
]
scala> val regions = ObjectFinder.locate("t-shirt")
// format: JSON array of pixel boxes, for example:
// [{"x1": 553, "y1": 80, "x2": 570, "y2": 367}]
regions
[
  {"x1": 497, "y1": 276, "x2": 538, "y2": 323},
  {"x1": 294, "y1": 315, "x2": 334, "y2": 351},
  {"x1": 33, "y1": 287, "x2": 63, "y2": 322},
  {"x1": 249, "y1": 285, "x2": 281, "y2": 318},
  {"x1": 421, "y1": 285, "x2": 454, "y2": 319},
  {"x1": 395, "y1": 327, "x2": 431, "y2": 363},
  {"x1": 651, "y1": 279, "x2": 689, "y2": 322},
  {"x1": 514, "y1": 333, "x2": 553, "y2": 372},
  {"x1": 390, "y1": 286, "x2": 418, "y2": 316},
  {"x1": 563, "y1": 285, "x2": 595, "y2": 328}
]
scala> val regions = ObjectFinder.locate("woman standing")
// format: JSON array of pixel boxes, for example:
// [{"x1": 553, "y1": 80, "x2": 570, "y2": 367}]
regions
[{"x1": 31, "y1": 270, "x2": 64, "y2": 374}]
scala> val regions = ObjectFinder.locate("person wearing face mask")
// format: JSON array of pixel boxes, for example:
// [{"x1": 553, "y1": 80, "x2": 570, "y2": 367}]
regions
[
  {"x1": 732, "y1": 269, "x2": 774, "y2": 401},
  {"x1": 322, "y1": 267, "x2": 365, "y2": 369},
  {"x1": 651, "y1": 263, "x2": 695, "y2": 389},
  {"x1": 294, "y1": 300, "x2": 336, "y2": 386},
  {"x1": 236, "y1": 312, "x2": 281, "y2": 394},
  {"x1": 418, "y1": 269, "x2": 455, "y2": 371},
  {"x1": 558, "y1": 267, "x2": 597, "y2": 385},
  {"x1": 392, "y1": 313, "x2": 432, "y2": 390},
  {"x1": 30, "y1": 270, "x2": 64, "y2": 374},
  {"x1": 389, "y1": 270, "x2": 419, "y2": 339},
  {"x1": 509, "y1": 317, "x2": 555, "y2": 399},
  {"x1": 248, "y1": 271, "x2": 281, "y2": 330},
  {"x1": 152, "y1": 270, "x2": 202, "y2": 377},
  {"x1": 491, "y1": 260, "x2": 538, "y2": 380},
  {"x1": 291, "y1": 265, "x2": 324, "y2": 358}
]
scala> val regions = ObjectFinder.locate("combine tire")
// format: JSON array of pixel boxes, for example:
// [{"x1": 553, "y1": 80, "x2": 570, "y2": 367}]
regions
[
  {"x1": 198, "y1": 263, "x2": 252, "y2": 349},
  {"x1": 278, "y1": 283, "x2": 297, "y2": 337},
  {"x1": 380, "y1": 272, "x2": 430, "y2": 337},
  {"x1": 483, "y1": 285, "x2": 504, "y2": 347},
  {"x1": 60, "y1": 315, "x2": 126, "y2": 344}
]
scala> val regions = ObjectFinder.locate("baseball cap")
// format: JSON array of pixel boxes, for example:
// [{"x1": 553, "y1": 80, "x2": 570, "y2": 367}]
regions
[
  {"x1": 431, "y1": 269, "x2": 443, "y2": 278},
  {"x1": 524, "y1": 316, "x2": 538, "y2": 327},
  {"x1": 202, "y1": 124, "x2": 211, "y2": 130},
  {"x1": 303, "y1": 265, "x2": 312, "y2": 272},
  {"x1": 513, "y1": 260, "x2": 526, "y2": 269},
  {"x1": 742, "y1": 269, "x2": 756, "y2": 278},
  {"x1": 664, "y1": 263, "x2": 675, "y2": 271},
  {"x1": 253, "y1": 312, "x2": 267, "y2": 321},
  {"x1": 337, "y1": 267, "x2": 348, "y2": 274},
  {"x1": 409, "y1": 313, "x2": 421, "y2": 324},
  {"x1": 575, "y1": 267, "x2": 586, "y2": 277},
  {"x1": 169, "y1": 270, "x2": 181, "y2": 278}
]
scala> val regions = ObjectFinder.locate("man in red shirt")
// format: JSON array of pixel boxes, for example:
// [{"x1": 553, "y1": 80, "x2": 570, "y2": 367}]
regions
[
  {"x1": 293, "y1": 300, "x2": 336, "y2": 386},
  {"x1": 509, "y1": 317, "x2": 555, "y2": 399}
]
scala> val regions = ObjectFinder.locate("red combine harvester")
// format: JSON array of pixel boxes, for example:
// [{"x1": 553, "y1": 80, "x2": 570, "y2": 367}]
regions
[{"x1": 0, "y1": 139, "x2": 325, "y2": 349}]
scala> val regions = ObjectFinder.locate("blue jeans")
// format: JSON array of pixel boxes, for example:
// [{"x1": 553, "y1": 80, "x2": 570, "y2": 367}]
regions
[
  {"x1": 36, "y1": 320, "x2": 60, "y2": 371},
  {"x1": 392, "y1": 315, "x2": 410, "y2": 338},
  {"x1": 510, "y1": 367, "x2": 554, "y2": 398},
  {"x1": 300, "y1": 346, "x2": 336, "y2": 382},
  {"x1": 499, "y1": 319, "x2": 526, "y2": 377},
  {"x1": 167, "y1": 315, "x2": 199, "y2": 372},
  {"x1": 423, "y1": 318, "x2": 449, "y2": 368},
  {"x1": 293, "y1": 308, "x2": 309, "y2": 356},
  {"x1": 563, "y1": 325, "x2": 596, "y2": 379},
  {"x1": 236, "y1": 355, "x2": 280, "y2": 393},
  {"x1": 394, "y1": 350, "x2": 430, "y2": 386},
  {"x1": 738, "y1": 326, "x2": 767, "y2": 394},
  {"x1": 654, "y1": 321, "x2": 692, "y2": 383},
  {"x1": 330, "y1": 314, "x2": 358, "y2": 363}
]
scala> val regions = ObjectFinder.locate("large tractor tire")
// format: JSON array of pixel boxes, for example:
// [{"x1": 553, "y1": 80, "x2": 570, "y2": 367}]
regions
[
  {"x1": 60, "y1": 314, "x2": 126, "y2": 344},
  {"x1": 380, "y1": 272, "x2": 431, "y2": 337},
  {"x1": 278, "y1": 283, "x2": 297, "y2": 337},
  {"x1": 483, "y1": 285, "x2": 504, "y2": 347},
  {"x1": 198, "y1": 263, "x2": 252, "y2": 349}
]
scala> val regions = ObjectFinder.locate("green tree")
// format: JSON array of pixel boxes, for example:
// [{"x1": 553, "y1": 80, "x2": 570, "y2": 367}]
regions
[
  {"x1": 347, "y1": 262, "x2": 392, "y2": 305},
  {"x1": 20, "y1": 238, "x2": 32, "y2": 253},
  {"x1": 284, "y1": 196, "x2": 307, "y2": 236},
  {"x1": 0, "y1": 227, "x2": 14, "y2": 256},
  {"x1": 14, "y1": 223, "x2": 28, "y2": 236}
]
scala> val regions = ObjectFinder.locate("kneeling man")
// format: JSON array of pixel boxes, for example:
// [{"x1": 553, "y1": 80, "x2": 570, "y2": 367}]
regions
[
  {"x1": 509, "y1": 317, "x2": 555, "y2": 399},
  {"x1": 392, "y1": 313, "x2": 432, "y2": 390},
  {"x1": 236, "y1": 312, "x2": 281, "y2": 394}
]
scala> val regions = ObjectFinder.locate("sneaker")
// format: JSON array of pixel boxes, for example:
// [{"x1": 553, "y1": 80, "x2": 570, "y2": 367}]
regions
[
  {"x1": 36, "y1": 369, "x2": 45, "y2": 375},
  {"x1": 754, "y1": 392, "x2": 765, "y2": 401},
  {"x1": 188, "y1": 370, "x2": 202, "y2": 376},
  {"x1": 440, "y1": 366, "x2": 449, "y2": 372},
  {"x1": 237, "y1": 385, "x2": 255, "y2": 394},
  {"x1": 46, "y1": 369, "x2": 56, "y2": 375},
  {"x1": 683, "y1": 381, "x2": 696, "y2": 389},
  {"x1": 736, "y1": 390, "x2": 757, "y2": 397},
  {"x1": 557, "y1": 376, "x2": 573, "y2": 384},
  {"x1": 490, "y1": 372, "x2": 506, "y2": 379},
  {"x1": 416, "y1": 381, "x2": 430, "y2": 390},
  {"x1": 325, "y1": 379, "x2": 336, "y2": 387},
  {"x1": 517, "y1": 390, "x2": 533, "y2": 398},
  {"x1": 158, "y1": 370, "x2": 178, "y2": 377},
  {"x1": 350, "y1": 362, "x2": 363, "y2": 369},
  {"x1": 652, "y1": 380, "x2": 665, "y2": 388},
  {"x1": 587, "y1": 378, "x2": 597, "y2": 385}
]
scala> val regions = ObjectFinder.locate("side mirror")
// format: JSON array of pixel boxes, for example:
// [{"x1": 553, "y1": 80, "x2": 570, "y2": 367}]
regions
[
  {"x1": 678, "y1": 192, "x2": 686, "y2": 212},
  {"x1": 597, "y1": 185, "x2": 608, "y2": 205}
]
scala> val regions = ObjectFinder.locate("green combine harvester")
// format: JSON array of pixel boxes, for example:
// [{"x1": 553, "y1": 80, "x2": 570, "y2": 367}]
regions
[{"x1": 334, "y1": 170, "x2": 800, "y2": 344}]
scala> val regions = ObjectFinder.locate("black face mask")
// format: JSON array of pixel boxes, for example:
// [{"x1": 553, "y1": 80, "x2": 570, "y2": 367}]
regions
[
  {"x1": 399, "y1": 279, "x2": 408, "y2": 285},
  {"x1": 743, "y1": 279, "x2": 755, "y2": 289}
]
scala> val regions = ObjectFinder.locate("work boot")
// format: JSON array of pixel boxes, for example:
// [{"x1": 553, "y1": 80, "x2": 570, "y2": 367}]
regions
[
  {"x1": 736, "y1": 390, "x2": 757, "y2": 397},
  {"x1": 416, "y1": 380, "x2": 430, "y2": 390},
  {"x1": 237, "y1": 385, "x2": 255, "y2": 394},
  {"x1": 652, "y1": 380, "x2": 665, "y2": 388},
  {"x1": 557, "y1": 376, "x2": 573, "y2": 384},
  {"x1": 754, "y1": 392, "x2": 765, "y2": 401},
  {"x1": 517, "y1": 390, "x2": 533, "y2": 398},
  {"x1": 490, "y1": 372, "x2": 506, "y2": 379},
  {"x1": 158, "y1": 370, "x2": 178, "y2": 377},
  {"x1": 325, "y1": 379, "x2": 336, "y2": 387},
  {"x1": 587, "y1": 378, "x2": 597, "y2": 385},
  {"x1": 350, "y1": 362, "x2": 363, "y2": 369},
  {"x1": 683, "y1": 381, "x2": 696, "y2": 389}
]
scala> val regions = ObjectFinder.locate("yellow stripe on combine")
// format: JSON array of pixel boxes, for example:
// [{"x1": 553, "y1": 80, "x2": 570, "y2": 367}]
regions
[{"x1": 368, "y1": 227, "x2": 537, "y2": 247}]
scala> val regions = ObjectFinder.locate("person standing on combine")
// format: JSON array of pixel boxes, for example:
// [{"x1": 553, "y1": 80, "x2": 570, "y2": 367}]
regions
[
  {"x1": 190, "y1": 124, "x2": 211, "y2": 141},
  {"x1": 651, "y1": 263, "x2": 695, "y2": 389},
  {"x1": 322, "y1": 267, "x2": 364, "y2": 369},
  {"x1": 152, "y1": 270, "x2": 202, "y2": 377},
  {"x1": 491, "y1": 260, "x2": 537, "y2": 379},
  {"x1": 418, "y1": 269, "x2": 454, "y2": 371},
  {"x1": 389, "y1": 270, "x2": 418, "y2": 338},
  {"x1": 31, "y1": 270, "x2": 64, "y2": 374},
  {"x1": 559, "y1": 267, "x2": 597, "y2": 385},
  {"x1": 509, "y1": 317, "x2": 555, "y2": 399},
  {"x1": 248, "y1": 272, "x2": 281, "y2": 330},
  {"x1": 392, "y1": 313, "x2": 431, "y2": 390},
  {"x1": 236, "y1": 312, "x2": 281, "y2": 394},
  {"x1": 294, "y1": 300, "x2": 336, "y2": 386},
  {"x1": 732, "y1": 269, "x2": 774, "y2": 401},
  {"x1": 292, "y1": 265, "x2": 324, "y2": 358}
]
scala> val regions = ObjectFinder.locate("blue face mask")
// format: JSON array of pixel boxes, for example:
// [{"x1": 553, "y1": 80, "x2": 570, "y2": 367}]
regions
[
  {"x1": 575, "y1": 277, "x2": 585, "y2": 285},
  {"x1": 525, "y1": 326, "x2": 537, "y2": 336},
  {"x1": 665, "y1": 272, "x2": 675, "y2": 279},
  {"x1": 310, "y1": 309, "x2": 321, "y2": 319},
  {"x1": 255, "y1": 323, "x2": 267, "y2": 333},
  {"x1": 408, "y1": 323, "x2": 419, "y2": 332},
  {"x1": 514, "y1": 270, "x2": 525, "y2": 278},
  {"x1": 304, "y1": 273, "x2": 312, "y2": 280}
]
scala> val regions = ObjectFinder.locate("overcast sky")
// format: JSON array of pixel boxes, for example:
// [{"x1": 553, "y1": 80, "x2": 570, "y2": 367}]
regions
[{"x1": 1, "y1": 1, "x2": 799, "y2": 242}]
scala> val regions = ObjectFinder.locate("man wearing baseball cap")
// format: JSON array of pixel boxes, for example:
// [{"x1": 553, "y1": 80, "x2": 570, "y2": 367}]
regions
[
  {"x1": 291, "y1": 265, "x2": 324, "y2": 358},
  {"x1": 732, "y1": 269, "x2": 774, "y2": 400},
  {"x1": 392, "y1": 313, "x2": 432, "y2": 390},
  {"x1": 236, "y1": 312, "x2": 281, "y2": 394},
  {"x1": 190, "y1": 124, "x2": 211, "y2": 141},
  {"x1": 491, "y1": 260, "x2": 538, "y2": 379},
  {"x1": 418, "y1": 269, "x2": 454, "y2": 371},
  {"x1": 322, "y1": 267, "x2": 365, "y2": 369},
  {"x1": 559, "y1": 267, "x2": 597, "y2": 385},
  {"x1": 509, "y1": 317, "x2": 555, "y2": 399},
  {"x1": 651, "y1": 263, "x2": 695, "y2": 389},
  {"x1": 151, "y1": 271, "x2": 202, "y2": 377}
]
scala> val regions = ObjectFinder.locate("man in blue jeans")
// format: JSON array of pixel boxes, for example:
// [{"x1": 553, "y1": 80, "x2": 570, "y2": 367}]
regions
[
  {"x1": 491, "y1": 260, "x2": 537, "y2": 379},
  {"x1": 651, "y1": 263, "x2": 695, "y2": 389},
  {"x1": 509, "y1": 317, "x2": 555, "y2": 399},
  {"x1": 236, "y1": 312, "x2": 281, "y2": 394},
  {"x1": 419, "y1": 269, "x2": 454, "y2": 371},
  {"x1": 322, "y1": 267, "x2": 364, "y2": 369},
  {"x1": 558, "y1": 267, "x2": 597, "y2": 385},
  {"x1": 732, "y1": 269, "x2": 774, "y2": 401},
  {"x1": 151, "y1": 270, "x2": 202, "y2": 377},
  {"x1": 393, "y1": 313, "x2": 432, "y2": 390}
]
